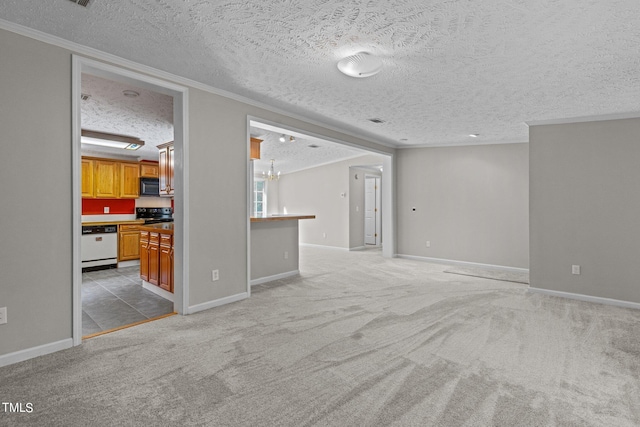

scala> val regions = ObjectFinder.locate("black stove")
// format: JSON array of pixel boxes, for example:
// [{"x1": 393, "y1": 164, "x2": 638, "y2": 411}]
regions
[{"x1": 136, "y1": 207, "x2": 173, "y2": 224}]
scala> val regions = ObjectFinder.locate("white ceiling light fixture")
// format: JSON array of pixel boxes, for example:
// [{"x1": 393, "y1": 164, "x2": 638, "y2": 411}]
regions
[
  {"x1": 122, "y1": 90, "x2": 140, "y2": 98},
  {"x1": 81, "y1": 129, "x2": 145, "y2": 151},
  {"x1": 337, "y1": 52, "x2": 383, "y2": 78},
  {"x1": 264, "y1": 159, "x2": 280, "y2": 181},
  {"x1": 289, "y1": 136, "x2": 296, "y2": 143},
  {"x1": 469, "y1": 133, "x2": 480, "y2": 138},
  {"x1": 279, "y1": 134, "x2": 286, "y2": 142}
]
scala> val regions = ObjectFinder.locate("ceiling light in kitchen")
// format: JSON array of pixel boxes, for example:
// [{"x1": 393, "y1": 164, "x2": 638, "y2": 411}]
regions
[
  {"x1": 81, "y1": 130, "x2": 145, "y2": 150},
  {"x1": 337, "y1": 52, "x2": 382, "y2": 78},
  {"x1": 123, "y1": 90, "x2": 140, "y2": 98},
  {"x1": 469, "y1": 134, "x2": 480, "y2": 138},
  {"x1": 279, "y1": 134, "x2": 286, "y2": 142}
]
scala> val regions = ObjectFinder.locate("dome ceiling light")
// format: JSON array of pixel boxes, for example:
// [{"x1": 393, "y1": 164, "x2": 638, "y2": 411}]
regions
[{"x1": 337, "y1": 52, "x2": 382, "y2": 78}]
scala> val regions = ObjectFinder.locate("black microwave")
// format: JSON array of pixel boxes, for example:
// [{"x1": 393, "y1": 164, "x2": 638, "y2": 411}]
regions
[{"x1": 139, "y1": 178, "x2": 160, "y2": 197}]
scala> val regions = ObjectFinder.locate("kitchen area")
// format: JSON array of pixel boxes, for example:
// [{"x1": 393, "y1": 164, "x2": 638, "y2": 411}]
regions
[{"x1": 80, "y1": 73, "x2": 177, "y2": 337}]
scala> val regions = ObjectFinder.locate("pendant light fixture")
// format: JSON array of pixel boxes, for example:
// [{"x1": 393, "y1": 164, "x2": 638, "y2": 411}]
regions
[{"x1": 265, "y1": 159, "x2": 280, "y2": 181}]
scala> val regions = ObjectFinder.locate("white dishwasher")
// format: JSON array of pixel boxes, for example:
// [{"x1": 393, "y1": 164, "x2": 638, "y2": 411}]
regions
[{"x1": 81, "y1": 225, "x2": 118, "y2": 271}]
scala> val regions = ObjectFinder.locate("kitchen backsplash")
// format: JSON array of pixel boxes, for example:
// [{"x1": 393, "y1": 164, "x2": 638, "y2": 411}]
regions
[{"x1": 82, "y1": 197, "x2": 171, "y2": 215}]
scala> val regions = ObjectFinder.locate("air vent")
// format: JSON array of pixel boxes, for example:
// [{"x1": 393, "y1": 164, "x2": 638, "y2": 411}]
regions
[
  {"x1": 80, "y1": 93, "x2": 91, "y2": 101},
  {"x1": 368, "y1": 118, "x2": 385, "y2": 124},
  {"x1": 308, "y1": 144, "x2": 320, "y2": 149},
  {"x1": 69, "y1": 0, "x2": 90, "y2": 7}
]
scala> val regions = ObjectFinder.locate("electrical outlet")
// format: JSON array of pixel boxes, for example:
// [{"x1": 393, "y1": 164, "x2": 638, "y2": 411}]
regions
[
  {"x1": 284, "y1": 251, "x2": 288, "y2": 259},
  {"x1": 0, "y1": 307, "x2": 7, "y2": 325},
  {"x1": 212, "y1": 269, "x2": 219, "y2": 281},
  {"x1": 103, "y1": 207, "x2": 110, "y2": 214},
  {"x1": 426, "y1": 241, "x2": 431, "y2": 248},
  {"x1": 572, "y1": 265, "x2": 581, "y2": 275}
]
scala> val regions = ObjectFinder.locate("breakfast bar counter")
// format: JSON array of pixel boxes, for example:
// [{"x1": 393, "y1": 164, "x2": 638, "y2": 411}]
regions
[{"x1": 250, "y1": 214, "x2": 315, "y2": 285}]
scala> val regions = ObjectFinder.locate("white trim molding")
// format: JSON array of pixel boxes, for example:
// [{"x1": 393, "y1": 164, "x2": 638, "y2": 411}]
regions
[
  {"x1": 187, "y1": 293, "x2": 249, "y2": 315},
  {"x1": 250, "y1": 270, "x2": 299, "y2": 286},
  {"x1": 396, "y1": 254, "x2": 529, "y2": 274},
  {"x1": 526, "y1": 112, "x2": 640, "y2": 127},
  {"x1": 300, "y1": 243, "x2": 350, "y2": 251},
  {"x1": 0, "y1": 339, "x2": 73, "y2": 368},
  {"x1": 527, "y1": 287, "x2": 640, "y2": 311}
]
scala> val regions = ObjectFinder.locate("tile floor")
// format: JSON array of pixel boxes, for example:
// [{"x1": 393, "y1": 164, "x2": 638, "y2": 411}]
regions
[{"x1": 82, "y1": 266, "x2": 174, "y2": 337}]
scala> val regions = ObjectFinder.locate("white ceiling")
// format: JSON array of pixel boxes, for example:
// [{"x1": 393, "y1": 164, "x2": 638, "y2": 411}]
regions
[{"x1": 4, "y1": 1, "x2": 640, "y2": 148}]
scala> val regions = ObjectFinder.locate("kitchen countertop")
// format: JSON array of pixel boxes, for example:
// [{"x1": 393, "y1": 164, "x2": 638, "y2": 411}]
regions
[
  {"x1": 250, "y1": 215, "x2": 316, "y2": 223},
  {"x1": 81, "y1": 219, "x2": 146, "y2": 226},
  {"x1": 138, "y1": 222, "x2": 174, "y2": 234}
]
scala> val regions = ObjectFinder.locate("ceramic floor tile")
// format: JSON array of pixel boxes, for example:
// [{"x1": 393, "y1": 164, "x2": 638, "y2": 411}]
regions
[
  {"x1": 82, "y1": 268, "x2": 173, "y2": 334},
  {"x1": 82, "y1": 311, "x2": 102, "y2": 336}
]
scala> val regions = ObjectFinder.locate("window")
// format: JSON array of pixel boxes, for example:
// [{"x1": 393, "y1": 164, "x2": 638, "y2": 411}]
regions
[{"x1": 253, "y1": 179, "x2": 266, "y2": 217}]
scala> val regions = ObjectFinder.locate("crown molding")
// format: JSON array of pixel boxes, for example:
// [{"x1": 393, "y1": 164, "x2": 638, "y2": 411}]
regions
[
  {"x1": 526, "y1": 112, "x2": 640, "y2": 127},
  {"x1": 0, "y1": 18, "x2": 398, "y2": 151}
]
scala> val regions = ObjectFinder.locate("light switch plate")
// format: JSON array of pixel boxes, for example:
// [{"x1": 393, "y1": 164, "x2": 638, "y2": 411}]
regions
[{"x1": 572, "y1": 265, "x2": 581, "y2": 275}]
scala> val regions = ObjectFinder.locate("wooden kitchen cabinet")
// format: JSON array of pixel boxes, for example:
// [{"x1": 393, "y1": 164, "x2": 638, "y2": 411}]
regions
[
  {"x1": 94, "y1": 160, "x2": 119, "y2": 198},
  {"x1": 158, "y1": 142, "x2": 174, "y2": 197},
  {"x1": 148, "y1": 232, "x2": 160, "y2": 285},
  {"x1": 140, "y1": 162, "x2": 159, "y2": 178},
  {"x1": 139, "y1": 230, "x2": 149, "y2": 281},
  {"x1": 119, "y1": 162, "x2": 140, "y2": 198},
  {"x1": 118, "y1": 224, "x2": 140, "y2": 261},
  {"x1": 158, "y1": 234, "x2": 173, "y2": 292},
  {"x1": 250, "y1": 137, "x2": 263, "y2": 160},
  {"x1": 81, "y1": 158, "x2": 94, "y2": 198}
]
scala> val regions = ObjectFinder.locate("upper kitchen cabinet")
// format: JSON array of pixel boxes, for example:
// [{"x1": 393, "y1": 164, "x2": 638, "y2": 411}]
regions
[
  {"x1": 158, "y1": 142, "x2": 174, "y2": 197},
  {"x1": 94, "y1": 160, "x2": 119, "y2": 198},
  {"x1": 250, "y1": 137, "x2": 262, "y2": 160},
  {"x1": 140, "y1": 163, "x2": 159, "y2": 178},
  {"x1": 81, "y1": 158, "x2": 95, "y2": 198},
  {"x1": 118, "y1": 162, "x2": 140, "y2": 198}
]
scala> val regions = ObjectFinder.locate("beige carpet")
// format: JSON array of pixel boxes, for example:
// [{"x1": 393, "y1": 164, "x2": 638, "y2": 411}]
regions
[
  {"x1": 2, "y1": 247, "x2": 640, "y2": 426},
  {"x1": 444, "y1": 266, "x2": 529, "y2": 284}
]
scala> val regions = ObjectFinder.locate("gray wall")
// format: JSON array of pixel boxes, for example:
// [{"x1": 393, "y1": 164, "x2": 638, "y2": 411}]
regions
[
  {"x1": 250, "y1": 221, "x2": 299, "y2": 280},
  {"x1": 397, "y1": 143, "x2": 529, "y2": 269},
  {"x1": 0, "y1": 30, "x2": 73, "y2": 354},
  {"x1": 278, "y1": 154, "x2": 384, "y2": 249},
  {"x1": 530, "y1": 118, "x2": 640, "y2": 303},
  {"x1": 0, "y1": 28, "x2": 393, "y2": 358}
]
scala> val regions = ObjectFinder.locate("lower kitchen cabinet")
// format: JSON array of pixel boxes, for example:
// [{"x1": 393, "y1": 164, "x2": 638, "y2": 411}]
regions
[
  {"x1": 118, "y1": 225, "x2": 140, "y2": 261},
  {"x1": 140, "y1": 231, "x2": 149, "y2": 281},
  {"x1": 139, "y1": 227, "x2": 173, "y2": 293}
]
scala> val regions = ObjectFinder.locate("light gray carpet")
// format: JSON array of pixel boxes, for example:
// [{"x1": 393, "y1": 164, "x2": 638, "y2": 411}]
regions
[
  {"x1": 2, "y1": 247, "x2": 640, "y2": 426},
  {"x1": 444, "y1": 266, "x2": 530, "y2": 284}
]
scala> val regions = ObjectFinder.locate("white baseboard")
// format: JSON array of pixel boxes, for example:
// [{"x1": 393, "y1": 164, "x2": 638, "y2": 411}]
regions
[
  {"x1": 251, "y1": 270, "x2": 299, "y2": 286},
  {"x1": 349, "y1": 246, "x2": 366, "y2": 251},
  {"x1": 142, "y1": 281, "x2": 174, "y2": 302},
  {"x1": 300, "y1": 243, "x2": 349, "y2": 251},
  {"x1": 0, "y1": 338, "x2": 73, "y2": 368},
  {"x1": 528, "y1": 287, "x2": 640, "y2": 310},
  {"x1": 396, "y1": 254, "x2": 529, "y2": 274},
  {"x1": 187, "y1": 292, "x2": 248, "y2": 314}
]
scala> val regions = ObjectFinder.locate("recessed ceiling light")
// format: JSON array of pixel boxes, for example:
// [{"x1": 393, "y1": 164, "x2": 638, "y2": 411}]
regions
[
  {"x1": 399, "y1": 138, "x2": 408, "y2": 142},
  {"x1": 308, "y1": 144, "x2": 320, "y2": 148},
  {"x1": 337, "y1": 52, "x2": 382, "y2": 78},
  {"x1": 123, "y1": 90, "x2": 140, "y2": 98},
  {"x1": 368, "y1": 118, "x2": 385, "y2": 124},
  {"x1": 469, "y1": 133, "x2": 480, "y2": 138},
  {"x1": 279, "y1": 134, "x2": 286, "y2": 142},
  {"x1": 80, "y1": 93, "x2": 91, "y2": 101}
]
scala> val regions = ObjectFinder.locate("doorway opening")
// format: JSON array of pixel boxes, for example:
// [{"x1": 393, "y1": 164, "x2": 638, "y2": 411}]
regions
[
  {"x1": 246, "y1": 117, "x2": 395, "y2": 293},
  {"x1": 72, "y1": 56, "x2": 189, "y2": 346}
]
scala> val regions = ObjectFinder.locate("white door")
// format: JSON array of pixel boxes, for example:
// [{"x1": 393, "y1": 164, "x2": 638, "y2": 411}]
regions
[{"x1": 365, "y1": 177, "x2": 377, "y2": 245}]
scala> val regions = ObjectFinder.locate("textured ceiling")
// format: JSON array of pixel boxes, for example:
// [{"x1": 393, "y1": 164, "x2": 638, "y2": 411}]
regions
[
  {"x1": 3, "y1": 1, "x2": 640, "y2": 147},
  {"x1": 250, "y1": 125, "x2": 377, "y2": 176},
  {"x1": 81, "y1": 74, "x2": 173, "y2": 160}
]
